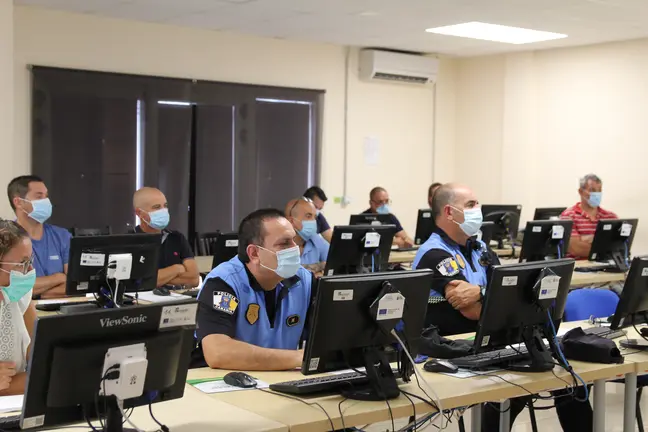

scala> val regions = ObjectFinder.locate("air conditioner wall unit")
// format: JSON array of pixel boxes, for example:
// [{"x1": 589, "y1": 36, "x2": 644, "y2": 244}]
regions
[{"x1": 359, "y1": 49, "x2": 439, "y2": 84}]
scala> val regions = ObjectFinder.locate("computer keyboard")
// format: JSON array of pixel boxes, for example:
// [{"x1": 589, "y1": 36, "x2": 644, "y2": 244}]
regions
[
  {"x1": 574, "y1": 263, "x2": 615, "y2": 272},
  {"x1": 35, "y1": 300, "x2": 97, "y2": 312},
  {"x1": 269, "y1": 371, "x2": 369, "y2": 396},
  {"x1": 450, "y1": 327, "x2": 627, "y2": 370},
  {"x1": 0, "y1": 414, "x2": 21, "y2": 430}
]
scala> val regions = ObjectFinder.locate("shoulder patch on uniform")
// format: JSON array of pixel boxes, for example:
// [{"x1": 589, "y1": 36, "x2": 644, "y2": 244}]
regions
[
  {"x1": 286, "y1": 314, "x2": 300, "y2": 327},
  {"x1": 213, "y1": 291, "x2": 238, "y2": 315},
  {"x1": 436, "y1": 257, "x2": 461, "y2": 277}
]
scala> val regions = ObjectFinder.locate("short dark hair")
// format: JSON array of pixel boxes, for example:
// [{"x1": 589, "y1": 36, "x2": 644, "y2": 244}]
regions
[
  {"x1": 432, "y1": 184, "x2": 456, "y2": 220},
  {"x1": 428, "y1": 182, "x2": 443, "y2": 198},
  {"x1": 238, "y1": 208, "x2": 286, "y2": 263},
  {"x1": 304, "y1": 186, "x2": 327, "y2": 202},
  {"x1": 369, "y1": 187, "x2": 386, "y2": 201},
  {"x1": 7, "y1": 175, "x2": 44, "y2": 211}
]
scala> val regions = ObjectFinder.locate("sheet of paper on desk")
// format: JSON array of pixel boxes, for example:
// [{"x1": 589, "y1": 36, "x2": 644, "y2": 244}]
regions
[
  {"x1": 193, "y1": 380, "x2": 270, "y2": 394},
  {"x1": 440, "y1": 369, "x2": 503, "y2": 379},
  {"x1": 135, "y1": 292, "x2": 192, "y2": 303},
  {"x1": 0, "y1": 395, "x2": 23, "y2": 413}
]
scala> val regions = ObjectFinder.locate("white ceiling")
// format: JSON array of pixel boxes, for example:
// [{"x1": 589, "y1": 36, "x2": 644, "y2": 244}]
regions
[{"x1": 14, "y1": 0, "x2": 648, "y2": 56}]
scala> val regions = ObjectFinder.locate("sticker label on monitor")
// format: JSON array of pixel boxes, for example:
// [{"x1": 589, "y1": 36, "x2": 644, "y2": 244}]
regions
[
  {"x1": 327, "y1": 270, "x2": 334, "y2": 276},
  {"x1": 603, "y1": 224, "x2": 612, "y2": 231},
  {"x1": 619, "y1": 317, "x2": 625, "y2": 327},
  {"x1": 481, "y1": 335, "x2": 491, "y2": 347},
  {"x1": 341, "y1": 233, "x2": 353, "y2": 240},
  {"x1": 333, "y1": 290, "x2": 353, "y2": 301},
  {"x1": 22, "y1": 416, "x2": 44, "y2": 429},
  {"x1": 642, "y1": 268, "x2": 648, "y2": 277},
  {"x1": 591, "y1": 253, "x2": 597, "y2": 260},
  {"x1": 308, "y1": 357, "x2": 320, "y2": 372},
  {"x1": 539, "y1": 275, "x2": 561, "y2": 300},
  {"x1": 376, "y1": 293, "x2": 405, "y2": 321},
  {"x1": 371, "y1": 221, "x2": 382, "y2": 226},
  {"x1": 77, "y1": 281, "x2": 89, "y2": 292},
  {"x1": 502, "y1": 276, "x2": 518, "y2": 286},
  {"x1": 225, "y1": 239, "x2": 239, "y2": 247},
  {"x1": 532, "y1": 226, "x2": 542, "y2": 233},
  {"x1": 552, "y1": 225, "x2": 565, "y2": 240},
  {"x1": 621, "y1": 223, "x2": 633, "y2": 237},
  {"x1": 364, "y1": 232, "x2": 381, "y2": 248},
  {"x1": 80, "y1": 253, "x2": 105, "y2": 267},
  {"x1": 159, "y1": 303, "x2": 198, "y2": 329},
  {"x1": 422, "y1": 212, "x2": 431, "y2": 219}
]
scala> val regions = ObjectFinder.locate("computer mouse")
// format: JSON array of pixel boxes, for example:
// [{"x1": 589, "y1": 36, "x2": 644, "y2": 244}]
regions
[
  {"x1": 223, "y1": 372, "x2": 257, "y2": 388},
  {"x1": 424, "y1": 359, "x2": 459, "y2": 374},
  {"x1": 152, "y1": 287, "x2": 171, "y2": 296}
]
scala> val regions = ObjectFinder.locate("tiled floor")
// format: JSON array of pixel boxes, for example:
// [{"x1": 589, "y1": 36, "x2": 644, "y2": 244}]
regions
[{"x1": 364, "y1": 383, "x2": 643, "y2": 431}]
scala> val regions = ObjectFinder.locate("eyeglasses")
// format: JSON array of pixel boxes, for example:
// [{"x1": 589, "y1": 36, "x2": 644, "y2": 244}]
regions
[
  {"x1": 289, "y1": 196, "x2": 314, "y2": 215},
  {"x1": 0, "y1": 256, "x2": 34, "y2": 274}
]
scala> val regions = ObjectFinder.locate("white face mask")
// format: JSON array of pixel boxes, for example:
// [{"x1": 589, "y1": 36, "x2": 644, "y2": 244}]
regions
[
  {"x1": 257, "y1": 246, "x2": 301, "y2": 279},
  {"x1": 450, "y1": 206, "x2": 483, "y2": 237}
]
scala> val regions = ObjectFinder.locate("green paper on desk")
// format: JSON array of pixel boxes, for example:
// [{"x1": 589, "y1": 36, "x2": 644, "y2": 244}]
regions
[{"x1": 188, "y1": 376, "x2": 269, "y2": 394}]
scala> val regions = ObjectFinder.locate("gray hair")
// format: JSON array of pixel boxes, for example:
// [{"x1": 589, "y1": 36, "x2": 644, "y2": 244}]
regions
[
  {"x1": 579, "y1": 174, "x2": 602, "y2": 189},
  {"x1": 432, "y1": 184, "x2": 457, "y2": 219}
]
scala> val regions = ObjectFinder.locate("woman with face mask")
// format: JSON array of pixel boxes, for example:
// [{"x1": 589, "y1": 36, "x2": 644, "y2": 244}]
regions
[{"x1": 0, "y1": 219, "x2": 38, "y2": 394}]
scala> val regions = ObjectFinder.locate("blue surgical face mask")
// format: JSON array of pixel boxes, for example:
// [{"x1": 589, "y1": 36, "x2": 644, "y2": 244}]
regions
[
  {"x1": 297, "y1": 220, "x2": 318, "y2": 241},
  {"x1": 0, "y1": 269, "x2": 36, "y2": 303},
  {"x1": 144, "y1": 208, "x2": 170, "y2": 230},
  {"x1": 21, "y1": 198, "x2": 52, "y2": 224},
  {"x1": 451, "y1": 206, "x2": 483, "y2": 237},
  {"x1": 258, "y1": 245, "x2": 301, "y2": 279},
  {"x1": 376, "y1": 204, "x2": 391, "y2": 215},
  {"x1": 588, "y1": 192, "x2": 602, "y2": 208}
]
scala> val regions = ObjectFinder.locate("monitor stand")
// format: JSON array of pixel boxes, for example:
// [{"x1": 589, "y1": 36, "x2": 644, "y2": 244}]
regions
[
  {"x1": 610, "y1": 251, "x2": 629, "y2": 273},
  {"x1": 103, "y1": 398, "x2": 136, "y2": 432},
  {"x1": 507, "y1": 326, "x2": 554, "y2": 373},
  {"x1": 340, "y1": 348, "x2": 400, "y2": 401}
]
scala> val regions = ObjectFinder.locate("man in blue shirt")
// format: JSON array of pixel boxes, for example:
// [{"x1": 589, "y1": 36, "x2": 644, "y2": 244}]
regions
[
  {"x1": 303, "y1": 186, "x2": 332, "y2": 242},
  {"x1": 284, "y1": 197, "x2": 329, "y2": 276},
  {"x1": 7, "y1": 175, "x2": 71, "y2": 299},
  {"x1": 196, "y1": 209, "x2": 314, "y2": 371},
  {"x1": 364, "y1": 186, "x2": 414, "y2": 248}
]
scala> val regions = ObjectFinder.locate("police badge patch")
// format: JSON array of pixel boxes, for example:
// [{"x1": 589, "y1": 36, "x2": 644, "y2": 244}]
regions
[
  {"x1": 246, "y1": 304, "x2": 260, "y2": 325},
  {"x1": 436, "y1": 257, "x2": 461, "y2": 277},
  {"x1": 213, "y1": 291, "x2": 238, "y2": 315}
]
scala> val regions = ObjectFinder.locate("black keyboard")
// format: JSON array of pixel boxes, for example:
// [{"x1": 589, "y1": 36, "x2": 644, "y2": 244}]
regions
[
  {"x1": 269, "y1": 371, "x2": 369, "y2": 395},
  {"x1": 35, "y1": 300, "x2": 96, "y2": 312},
  {"x1": 574, "y1": 264, "x2": 615, "y2": 272},
  {"x1": 0, "y1": 414, "x2": 21, "y2": 430},
  {"x1": 451, "y1": 327, "x2": 627, "y2": 370}
]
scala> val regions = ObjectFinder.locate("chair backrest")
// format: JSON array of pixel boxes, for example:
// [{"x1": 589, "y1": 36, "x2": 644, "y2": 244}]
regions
[
  {"x1": 196, "y1": 232, "x2": 222, "y2": 256},
  {"x1": 563, "y1": 288, "x2": 620, "y2": 322},
  {"x1": 70, "y1": 226, "x2": 112, "y2": 237}
]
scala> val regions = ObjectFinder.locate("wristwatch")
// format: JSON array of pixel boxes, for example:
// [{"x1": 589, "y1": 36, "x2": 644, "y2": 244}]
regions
[{"x1": 478, "y1": 285, "x2": 486, "y2": 303}]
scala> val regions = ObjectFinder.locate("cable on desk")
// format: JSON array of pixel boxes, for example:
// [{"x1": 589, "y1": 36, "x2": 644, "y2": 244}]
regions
[
  {"x1": 400, "y1": 391, "x2": 417, "y2": 432},
  {"x1": 547, "y1": 311, "x2": 589, "y2": 402},
  {"x1": 337, "y1": 398, "x2": 348, "y2": 432},
  {"x1": 259, "y1": 388, "x2": 335, "y2": 431}
]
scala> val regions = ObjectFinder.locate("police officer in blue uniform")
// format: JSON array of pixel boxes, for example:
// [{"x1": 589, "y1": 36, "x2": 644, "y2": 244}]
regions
[
  {"x1": 284, "y1": 197, "x2": 329, "y2": 276},
  {"x1": 414, "y1": 183, "x2": 499, "y2": 336},
  {"x1": 415, "y1": 183, "x2": 592, "y2": 432},
  {"x1": 196, "y1": 208, "x2": 314, "y2": 371}
]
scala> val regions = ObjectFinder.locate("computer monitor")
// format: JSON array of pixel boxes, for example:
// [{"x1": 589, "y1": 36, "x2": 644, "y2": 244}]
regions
[
  {"x1": 324, "y1": 225, "x2": 397, "y2": 276},
  {"x1": 349, "y1": 213, "x2": 393, "y2": 226},
  {"x1": 414, "y1": 209, "x2": 435, "y2": 245},
  {"x1": 299, "y1": 270, "x2": 433, "y2": 400},
  {"x1": 519, "y1": 220, "x2": 573, "y2": 263},
  {"x1": 70, "y1": 226, "x2": 113, "y2": 237},
  {"x1": 474, "y1": 259, "x2": 574, "y2": 372},
  {"x1": 477, "y1": 221, "x2": 496, "y2": 247},
  {"x1": 66, "y1": 234, "x2": 161, "y2": 305},
  {"x1": 589, "y1": 218, "x2": 638, "y2": 272},
  {"x1": 533, "y1": 207, "x2": 566, "y2": 221},
  {"x1": 21, "y1": 300, "x2": 197, "y2": 431},
  {"x1": 609, "y1": 256, "x2": 648, "y2": 345},
  {"x1": 210, "y1": 233, "x2": 239, "y2": 269},
  {"x1": 481, "y1": 204, "x2": 522, "y2": 249}
]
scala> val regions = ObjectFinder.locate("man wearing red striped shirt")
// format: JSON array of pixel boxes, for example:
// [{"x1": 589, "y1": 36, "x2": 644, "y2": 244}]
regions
[{"x1": 560, "y1": 174, "x2": 617, "y2": 259}]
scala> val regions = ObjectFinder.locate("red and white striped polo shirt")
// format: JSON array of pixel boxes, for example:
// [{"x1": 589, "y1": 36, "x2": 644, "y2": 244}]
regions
[{"x1": 560, "y1": 202, "x2": 618, "y2": 237}]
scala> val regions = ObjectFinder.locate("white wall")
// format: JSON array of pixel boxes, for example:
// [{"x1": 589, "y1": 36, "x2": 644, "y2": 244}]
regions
[
  {"x1": 453, "y1": 39, "x2": 648, "y2": 253},
  {"x1": 12, "y1": 6, "x2": 452, "y2": 234},
  {"x1": 0, "y1": 0, "x2": 14, "y2": 203}
]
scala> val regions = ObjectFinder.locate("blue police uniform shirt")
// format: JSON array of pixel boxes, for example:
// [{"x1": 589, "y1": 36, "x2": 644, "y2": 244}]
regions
[
  {"x1": 31, "y1": 224, "x2": 72, "y2": 277},
  {"x1": 197, "y1": 256, "x2": 313, "y2": 350},
  {"x1": 414, "y1": 229, "x2": 491, "y2": 302},
  {"x1": 301, "y1": 234, "x2": 330, "y2": 265}
]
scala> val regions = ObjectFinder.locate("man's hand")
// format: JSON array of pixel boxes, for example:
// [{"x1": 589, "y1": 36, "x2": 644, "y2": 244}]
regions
[
  {"x1": 445, "y1": 280, "x2": 480, "y2": 310},
  {"x1": 294, "y1": 350, "x2": 305, "y2": 369},
  {"x1": 0, "y1": 363, "x2": 16, "y2": 391}
]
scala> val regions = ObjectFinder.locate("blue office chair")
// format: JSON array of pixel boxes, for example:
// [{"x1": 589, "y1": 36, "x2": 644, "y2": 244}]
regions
[
  {"x1": 563, "y1": 289, "x2": 648, "y2": 432},
  {"x1": 563, "y1": 288, "x2": 619, "y2": 322}
]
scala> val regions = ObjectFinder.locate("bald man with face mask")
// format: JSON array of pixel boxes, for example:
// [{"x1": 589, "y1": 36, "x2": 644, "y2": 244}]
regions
[
  {"x1": 133, "y1": 187, "x2": 200, "y2": 288},
  {"x1": 284, "y1": 197, "x2": 329, "y2": 276}
]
